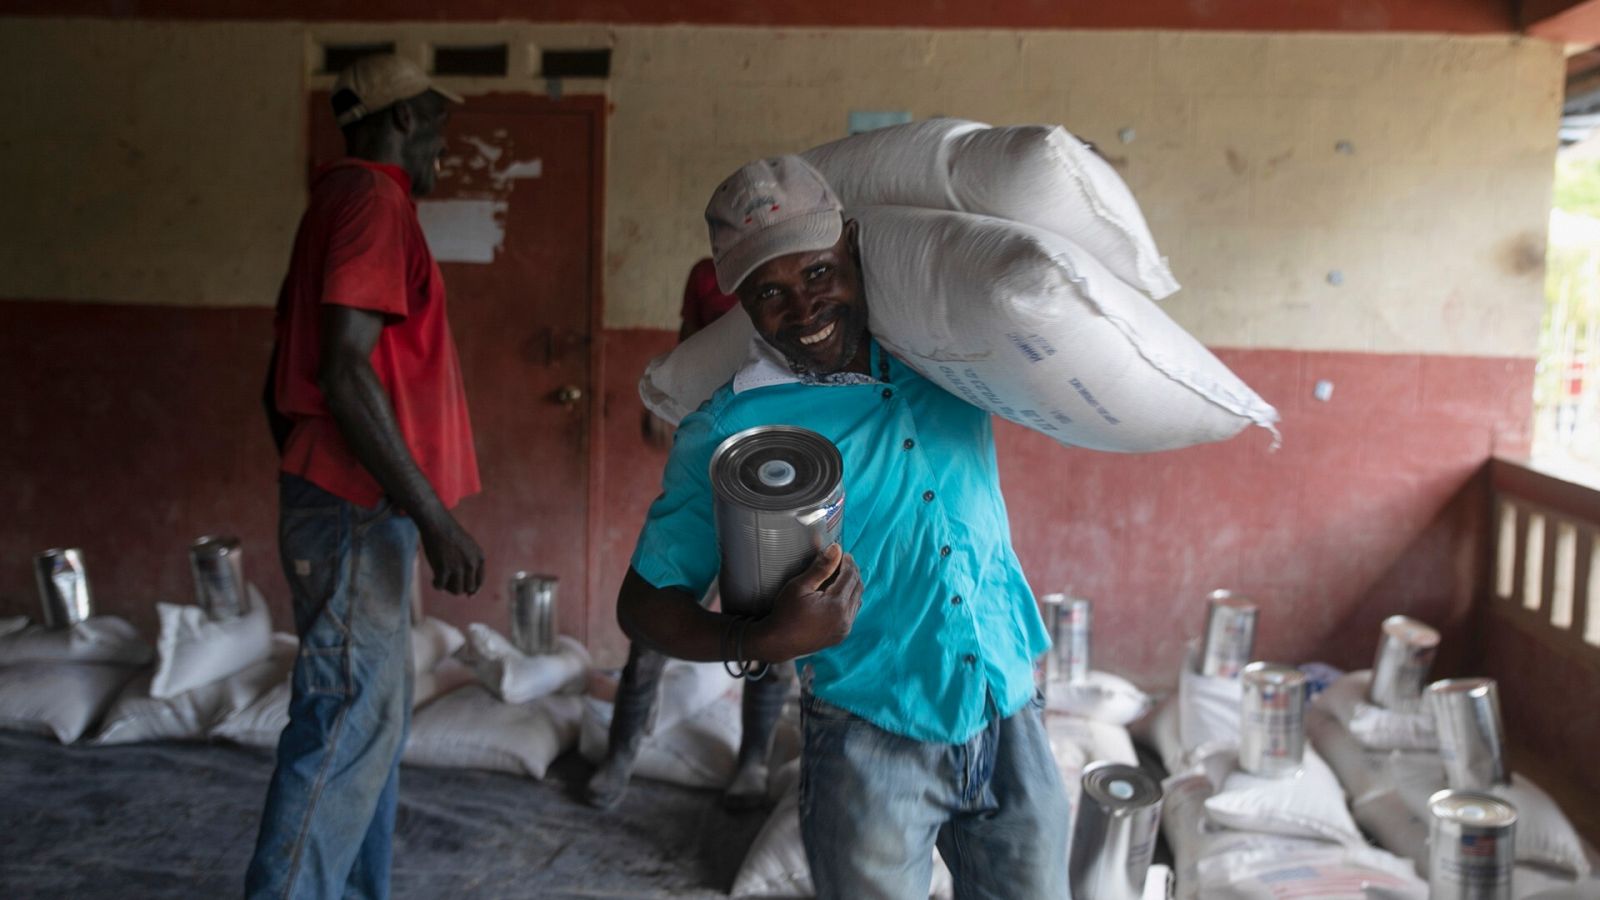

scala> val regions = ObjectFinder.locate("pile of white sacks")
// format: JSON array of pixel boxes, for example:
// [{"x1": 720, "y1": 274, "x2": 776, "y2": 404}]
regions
[
  {"x1": 0, "y1": 588, "x2": 591, "y2": 780},
  {"x1": 643, "y1": 117, "x2": 1279, "y2": 454},
  {"x1": 1136, "y1": 646, "x2": 1599, "y2": 899}
]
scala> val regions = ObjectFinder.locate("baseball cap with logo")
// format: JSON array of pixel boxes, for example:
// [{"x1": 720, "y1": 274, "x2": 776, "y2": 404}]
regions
[
  {"x1": 705, "y1": 156, "x2": 844, "y2": 294},
  {"x1": 332, "y1": 53, "x2": 464, "y2": 127}
]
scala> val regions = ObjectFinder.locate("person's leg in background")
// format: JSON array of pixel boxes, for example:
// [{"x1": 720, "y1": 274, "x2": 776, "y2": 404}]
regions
[
  {"x1": 245, "y1": 475, "x2": 419, "y2": 899},
  {"x1": 585, "y1": 641, "x2": 669, "y2": 809},
  {"x1": 725, "y1": 661, "x2": 794, "y2": 809},
  {"x1": 934, "y1": 696, "x2": 1071, "y2": 900}
]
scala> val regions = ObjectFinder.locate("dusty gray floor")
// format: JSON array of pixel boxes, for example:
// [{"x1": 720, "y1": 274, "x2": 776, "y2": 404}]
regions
[{"x1": 0, "y1": 732, "x2": 770, "y2": 899}]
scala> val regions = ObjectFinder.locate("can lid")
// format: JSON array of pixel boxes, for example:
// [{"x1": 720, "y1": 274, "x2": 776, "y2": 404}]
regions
[
  {"x1": 1207, "y1": 589, "x2": 1256, "y2": 611},
  {"x1": 1041, "y1": 593, "x2": 1066, "y2": 605},
  {"x1": 710, "y1": 426, "x2": 842, "y2": 512},
  {"x1": 1241, "y1": 661, "x2": 1306, "y2": 687},
  {"x1": 511, "y1": 571, "x2": 559, "y2": 586},
  {"x1": 191, "y1": 535, "x2": 241, "y2": 557},
  {"x1": 1426, "y1": 676, "x2": 1496, "y2": 698},
  {"x1": 1081, "y1": 761, "x2": 1162, "y2": 809},
  {"x1": 1381, "y1": 615, "x2": 1440, "y2": 648},
  {"x1": 1428, "y1": 789, "x2": 1517, "y2": 827}
]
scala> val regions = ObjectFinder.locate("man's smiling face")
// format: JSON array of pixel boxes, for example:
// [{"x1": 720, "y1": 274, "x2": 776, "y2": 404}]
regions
[{"x1": 735, "y1": 219, "x2": 866, "y2": 376}]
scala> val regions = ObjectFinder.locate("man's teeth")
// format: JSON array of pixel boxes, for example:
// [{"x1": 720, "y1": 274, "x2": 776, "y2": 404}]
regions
[{"x1": 799, "y1": 322, "x2": 836, "y2": 346}]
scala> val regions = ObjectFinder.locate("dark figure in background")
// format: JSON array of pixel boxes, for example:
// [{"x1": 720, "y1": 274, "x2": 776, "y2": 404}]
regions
[
  {"x1": 589, "y1": 258, "x2": 792, "y2": 811},
  {"x1": 249, "y1": 54, "x2": 484, "y2": 900}
]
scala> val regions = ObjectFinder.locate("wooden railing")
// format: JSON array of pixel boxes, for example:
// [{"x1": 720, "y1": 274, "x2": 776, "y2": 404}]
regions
[
  {"x1": 1487, "y1": 459, "x2": 1600, "y2": 670},
  {"x1": 1482, "y1": 459, "x2": 1600, "y2": 844}
]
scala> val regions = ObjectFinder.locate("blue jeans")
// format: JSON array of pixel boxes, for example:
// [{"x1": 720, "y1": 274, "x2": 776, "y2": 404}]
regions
[
  {"x1": 799, "y1": 693, "x2": 1071, "y2": 900},
  {"x1": 245, "y1": 474, "x2": 419, "y2": 900}
]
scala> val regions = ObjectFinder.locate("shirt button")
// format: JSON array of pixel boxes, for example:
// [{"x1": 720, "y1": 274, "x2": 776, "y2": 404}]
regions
[
  {"x1": 922, "y1": 490, "x2": 935, "y2": 502},
  {"x1": 951, "y1": 595, "x2": 962, "y2": 605},
  {"x1": 903, "y1": 438, "x2": 915, "y2": 451},
  {"x1": 964, "y1": 654, "x2": 977, "y2": 665},
  {"x1": 882, "y1": 388, "x2": 894, "y2": 399},
  {"x1": 940, "y1": 545, "x2": 951, "y2": 558}
]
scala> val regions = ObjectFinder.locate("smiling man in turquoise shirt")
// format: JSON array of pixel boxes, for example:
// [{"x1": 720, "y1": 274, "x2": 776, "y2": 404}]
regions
[{"x1": 617, "y1": 156, "x2": 1069, "y2": 899}]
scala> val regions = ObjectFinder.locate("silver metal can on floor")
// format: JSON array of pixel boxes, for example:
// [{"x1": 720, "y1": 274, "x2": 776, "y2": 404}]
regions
[
  {"x1": 711, "y1": 426, "x2": 844, "y2": 617},
  {"x1": 1428, "y1": 789, "x2": 1517, "y2": 900},
  {"x1": 1198, "y1": 590, "x2": 1257, "y2": 677},
  {"x1": 1069, "y1": 761, "x2": 1164, "y2": 900},
  {"x1": 1041, "y1": 594, "x2": 1092, "y2": 686},
  {"x1": 1428, "y1": 678, "x2": 1509, "y2": 790},
  {"x1": 510, "y1": 573, "x2": 558, "y2": 656},
  {"x1": 1367, "y1": 614, "x2": 1440, "y2": 712},
  {"x1": 190, "y1": 535, "x2": 249, "y2": 620},
  {"x1": 1239, "y1": 662, "x2": 1306, "y2": 777},
  {"x1": 34, "y1": 548, "x2": 92, "y2": 630}
]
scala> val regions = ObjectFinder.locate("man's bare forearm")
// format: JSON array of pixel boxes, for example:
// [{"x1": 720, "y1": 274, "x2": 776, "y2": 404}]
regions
[
  {"x1": 617, "y1": 568, "x2": 780, "y2": 662},
  {"x1": 319, "y1": 357, "x2": 448, "y2": 525}
]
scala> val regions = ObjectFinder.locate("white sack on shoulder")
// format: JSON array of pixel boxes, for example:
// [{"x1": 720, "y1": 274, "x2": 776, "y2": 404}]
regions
[
  {"x1": 151, "y1": 586, "x2": 273, "y2": 698},
  {"x1": 465, "y1": 625, "x2": 590, "y2": 704},
  {"x1": 1314, "y1": 670, "x2": 1438, "y2": 751},
  {"x1": 0, "y1": 615, "x2": 153, "y2": 667},
  {"x1": 801, "y1": 118, "x2": 1181, "y2": 299},
  {"x1": 640, "y1": 208, "x2": 1278, "y2": 452}
]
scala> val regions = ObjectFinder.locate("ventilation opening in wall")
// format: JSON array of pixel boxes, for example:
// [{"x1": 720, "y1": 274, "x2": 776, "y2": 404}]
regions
[
  {"x1": 541, "y1": 49, "x2": 611, "y2": 79},
  {"x1": 433, "y1": 44, "x2": 509, "y2": 77},
  {"x1": 320, "y1": 42, "x2": 397, "y2": 75}
]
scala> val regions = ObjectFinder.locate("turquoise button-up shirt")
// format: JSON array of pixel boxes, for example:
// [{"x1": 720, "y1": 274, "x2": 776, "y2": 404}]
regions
[{"x1": 631, "y1": 337, "x2": 1050, "y2": 744}]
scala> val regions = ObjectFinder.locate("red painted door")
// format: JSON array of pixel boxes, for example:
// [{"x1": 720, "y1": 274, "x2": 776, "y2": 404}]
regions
[{"x1": 309, "y1": 93, "x2": 602, "y2": 644}]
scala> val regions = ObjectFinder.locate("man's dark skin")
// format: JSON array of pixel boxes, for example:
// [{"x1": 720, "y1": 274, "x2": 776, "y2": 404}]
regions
[
  {"x1": 616, "y1": 220, "x2": 870, "y2": 663},
  {"x1": 263, "y1": 90, "x2": 484, "y2": 596}
]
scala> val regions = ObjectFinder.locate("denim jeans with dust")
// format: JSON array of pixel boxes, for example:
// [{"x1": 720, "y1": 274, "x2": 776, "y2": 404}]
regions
[
  {"x1": 245, "y1": 474, "x2": 418, "y2": 900},
  {"x1": 799, "y1": 692, "x2": 1072, "y2": 900}
]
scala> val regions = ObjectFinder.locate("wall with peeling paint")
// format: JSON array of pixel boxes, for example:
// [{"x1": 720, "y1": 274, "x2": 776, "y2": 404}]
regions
[{"x1": 0, "y1": 20, "x2": 1564, "y2": 357}]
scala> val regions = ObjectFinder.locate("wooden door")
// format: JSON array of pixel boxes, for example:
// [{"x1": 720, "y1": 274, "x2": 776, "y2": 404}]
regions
[{"x1": 309, "y1": 92, "x2": 603, "y2": 644}]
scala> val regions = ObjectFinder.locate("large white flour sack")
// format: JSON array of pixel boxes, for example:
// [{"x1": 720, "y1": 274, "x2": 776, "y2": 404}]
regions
[{"x1": 852, "y1": 206, "x2": 1277, "y2": 452}]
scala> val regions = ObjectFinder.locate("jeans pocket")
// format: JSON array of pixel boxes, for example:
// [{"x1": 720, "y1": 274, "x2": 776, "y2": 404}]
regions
[{"x1": 294, "y1": 645, "x2": 351, "y2": 697}]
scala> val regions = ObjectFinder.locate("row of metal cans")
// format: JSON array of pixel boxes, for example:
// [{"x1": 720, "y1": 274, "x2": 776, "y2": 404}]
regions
[
  {"x1": 1194, "y1": 590, "x2": 1520, "y2": 897},
  {"x1": 32, "y1": 537, "x2": 251, "y2": 628}
]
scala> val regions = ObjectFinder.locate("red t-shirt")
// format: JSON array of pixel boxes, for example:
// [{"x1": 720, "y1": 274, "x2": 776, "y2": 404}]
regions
[
  {"x1": 273, "y1": 159, "x2": 480, "y2": 510},
  {"x1": 680, "y1": 257, "x2": 740, "y2": 332}
]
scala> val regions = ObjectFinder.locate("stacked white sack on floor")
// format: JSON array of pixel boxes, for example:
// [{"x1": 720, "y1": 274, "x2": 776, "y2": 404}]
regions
[
  {"x1": 0, "y1": 604, "x2": 151, "y2": 743},
  {"x1": 641, "y1": 119, "x2": 1278, "y2": 453},
  {"x1": 1308, "y1": 669, "x2": 1597, "y2": 897}
]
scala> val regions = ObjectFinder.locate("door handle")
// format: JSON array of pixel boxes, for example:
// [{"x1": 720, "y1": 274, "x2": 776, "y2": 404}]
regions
[{"x1": 555, "y1": 385, "x2": 584, "y2": 407}]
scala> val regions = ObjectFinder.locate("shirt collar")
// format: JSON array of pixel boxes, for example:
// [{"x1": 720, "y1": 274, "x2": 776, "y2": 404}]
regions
[
  {"x1": 732, "y1": 335, "x2": 884, "y2": 394},
  {"x1": 314, "y1": 158, "x2": 413, "y2": 196}
]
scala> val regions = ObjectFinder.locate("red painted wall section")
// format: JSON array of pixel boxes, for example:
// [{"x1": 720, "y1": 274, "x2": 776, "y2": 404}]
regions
[
  {"x1": 0, "y1": 302, "x2": 1532, "y2": 689},
  {"x1": 0, "y1": 0, "x2": 1517, "y2": 33}
]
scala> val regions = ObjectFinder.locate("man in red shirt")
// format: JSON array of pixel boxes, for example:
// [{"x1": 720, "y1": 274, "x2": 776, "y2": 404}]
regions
[{"x1": 247, "y1": 54, "x2": 483, "y2": 900}]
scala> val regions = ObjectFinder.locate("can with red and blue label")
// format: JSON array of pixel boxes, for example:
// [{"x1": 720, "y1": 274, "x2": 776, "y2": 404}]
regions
[{"x1": 1428, "y1": 789, "x2": 1516, "y2": 899}]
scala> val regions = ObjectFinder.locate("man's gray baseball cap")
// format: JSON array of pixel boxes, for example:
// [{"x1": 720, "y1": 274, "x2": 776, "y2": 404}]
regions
[{"x1": 705, "y1": 156, "x2": 844, "y2": 294}]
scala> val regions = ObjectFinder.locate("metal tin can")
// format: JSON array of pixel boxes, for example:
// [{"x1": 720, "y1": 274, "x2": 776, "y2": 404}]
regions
[
  {"x1": 1427, "y1": 789, "x2": 1517, "y2": 900},
  {"x1": 1367, "y1": 614, "x2": 1440, "y2": 712},
  {"x1": 190, "y1": 535, "x2": 249, "y2": 620},
  {"x1": 1069, "y1": 761, "x2": 1164, "y2": 900},
  {"x1": 34, "y1": 548, "x2": 93, "y2": 630},
  {"x1": 1041, "y1": 594, "x2": 1092, "y2": 687},
  {"x1": 711, "y1": 426, "x2": 844, "y2": 617},
  {"x1": 510, "y1": 572, "x2": 558, "y2": 656},
  {"x1": 1239, "y1": 662, "x2": 1307, "y2": 777},
  {"x1": 1198, "y1": 590, "x2": 1257, "y2": 677},
  {"x1": 1428, "y1": 678, "x2": 1509, "y2": 790}
]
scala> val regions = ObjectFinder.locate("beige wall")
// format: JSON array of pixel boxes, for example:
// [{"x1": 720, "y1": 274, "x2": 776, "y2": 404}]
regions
[{"x1": 0, "y1": 19, "x2": 1563, "y2": 356}]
